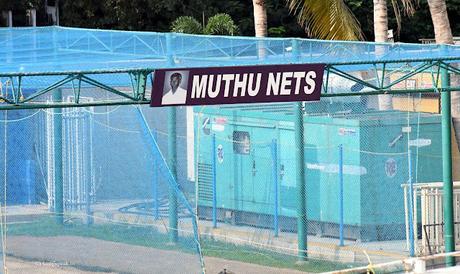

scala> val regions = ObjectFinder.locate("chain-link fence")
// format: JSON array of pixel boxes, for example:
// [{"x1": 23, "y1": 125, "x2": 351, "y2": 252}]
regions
[
  {"x1": 192, "y1": 93, "x2": 452, "y2": 273},
  {"x1": 0, "y1": 88, "x2": 458, "y2": 273},
  {"x1": 0, "y1": 101, "x2": 204, "y2": 273}
]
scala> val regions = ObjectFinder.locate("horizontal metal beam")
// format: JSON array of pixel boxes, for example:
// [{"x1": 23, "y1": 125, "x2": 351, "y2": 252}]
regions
[
  {"x1": 0, "y1": 57, "x2": 459, "y2": 78},
  {"x1": 322, "y1": 87, "x2": 454, "y2": 98},
  {"x1": 0, "y1": 58, "x2": 460, "y2": 110},
  {"x1": 0, "y1": 100, "x2": 150, "y2": 110}
]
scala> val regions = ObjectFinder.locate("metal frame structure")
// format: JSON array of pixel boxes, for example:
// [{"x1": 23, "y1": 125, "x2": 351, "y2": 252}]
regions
[
  {"x1": 1, "y1": 26, "x2": 460, "y2": 266},
  {"x1": 1, "y1": 60, "x2": 460, "y2": 110},
  {"x1": 1, "y1": 27, "x2": 460, "y2": 110}
]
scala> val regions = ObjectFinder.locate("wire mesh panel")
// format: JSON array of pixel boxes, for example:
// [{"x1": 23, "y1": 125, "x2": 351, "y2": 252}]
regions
[
  {"x1": 0, "y1": 102, "x2": 204, "y2": 274},
  {"x1": 0, "y1": 87, "x2": 457, "y2": 273},
  {"x1": 1, "y1": 26, "x2": 460, "y2": 271},
  {"x1": 190, "y1": 92, "x2": 449, "y2": 273}
]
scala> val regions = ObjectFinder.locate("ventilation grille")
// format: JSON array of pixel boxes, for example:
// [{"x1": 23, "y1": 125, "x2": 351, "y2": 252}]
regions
[{"x1": 198, "y1": 162, "x2": 213, "y2": 202}]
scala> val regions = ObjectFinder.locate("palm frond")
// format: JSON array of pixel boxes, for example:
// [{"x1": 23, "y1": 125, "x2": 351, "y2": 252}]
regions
[
  {"x1": 392, "y1": 0, "x2": 418, "y2": 36},
  {"x1": 171, "y1": 16, "x2": 203, "y2": 34},
  {"x1": 204, "y1": 13, "x2": 239, "y2": 36},
  {"x1": 286, "y1": 0, "x2": 364, "y2": 41}
]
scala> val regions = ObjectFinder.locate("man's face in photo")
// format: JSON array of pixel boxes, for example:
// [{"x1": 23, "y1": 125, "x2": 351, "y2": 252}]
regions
[{"x1": 170, "y1": 74, "x2": 181, "y2": 92}]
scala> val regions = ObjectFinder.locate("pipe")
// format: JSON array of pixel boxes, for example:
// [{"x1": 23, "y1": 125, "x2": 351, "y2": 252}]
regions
[
  {"x1": 441, "y1": 47, "x2": 455, "y2": 265},
  {"x1": 7, "y1": 10, "x2": 12, "y2": 28},
  {"x1": 295, "y1": 101, "x2": 307, "y2": 260},
  {"x1": 212, "y1": 134, "x2": 217, "y2": 228},
  {"x1": 271, "y1": 139, "x2": 279, "y2": 237},
  {"x1": 408, "y1": 147, "x2": 415, "y2": 256},
  {"x1": 338, "y1": 144, "x2": 344, "y2": 247},
  {"x1": 53, "y1": 89, "x2": 63, "y2": 224},
  {"x1": 293, "y1": 39, "x2": 307, "y2": 260},
  {"x1": 153, "y1": 129, "x2": 159, "y2": 220},
  {"x1": 166, "y1": 33, "x2": 178, "y2": 243}
]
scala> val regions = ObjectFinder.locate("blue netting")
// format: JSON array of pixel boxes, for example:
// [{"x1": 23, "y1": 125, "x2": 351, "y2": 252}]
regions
[{"x1": 1, "y1": 26, "x2": 460, "y2": 75}]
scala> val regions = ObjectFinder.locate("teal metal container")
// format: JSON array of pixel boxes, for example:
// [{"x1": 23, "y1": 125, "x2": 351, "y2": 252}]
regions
[{"x1": 195, "y1": 103, "x2": 442, "y2": 241}]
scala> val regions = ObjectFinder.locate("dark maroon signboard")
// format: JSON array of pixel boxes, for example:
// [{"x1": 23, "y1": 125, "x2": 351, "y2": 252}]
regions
[{"x1": 150, "y1": 64, "x2": 325, "y2": 107}]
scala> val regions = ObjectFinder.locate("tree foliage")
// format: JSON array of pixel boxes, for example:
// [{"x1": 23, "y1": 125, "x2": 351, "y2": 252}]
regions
[
  {"x1": 171, "y1": 16, "x2": 202, "y2": 34},
  {"x1": 286, "y1": 0, "x2": 364, "y2": 40},
  {"x1": 171, "y1": 13, "x2": 238, "y2": 36},
  {"x1": 0, "y1": 0, "x2": 459, "y2": 42},
  {"x1": 204, "y1": 13, "x2": 238, "y2": 35}
]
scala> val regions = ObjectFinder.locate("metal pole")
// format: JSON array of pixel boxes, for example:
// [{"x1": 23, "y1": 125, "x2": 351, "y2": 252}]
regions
[
  {"x1": 338, "y1": 144, "x2": 344, "y2": 247},
  {"x1": 7, "y1": 10, "x2": 12, "y2": 28},
  {"x1": 153, "y1": 129, "x2": 159, "y2": 220},
  {"x1": 295, "y1": 102, "x2": 307, "y2": 260},
  {"x1": 53, "y1": 89, "x2": 63, "y2": 224},
  {"x1": 271, "y1": 139, "x2": 279, "y2": 237},
  {"x1": 26, "y1": 160, "x2": 35, "y2": 204},
  {"x1": 166, "y1": 32, "x2": 178, "y2": 243},
  {"x1": 85, "y1": 113, "x2": 93, "y2": 225},
  {"x1": 292, "y1": 38, "x2": 307, "y2": 260},
  {"x1": 168, "y1": 106, "x2": 178, "y2": 242},
  {"x1": 441, "y1": 53, "x2": 455, "y2": 265},
  {"x1": 31, "y1": 9, "x2": 36, "y2": 27},
  {"x1": 0, "y1": 111, "x2": 6, "y2": 274},
  {"x1": 408, "y1": 147, "x2": 415, "y2": 256},
  {"x1": 164, "y1": 33, "x2": 178, "y2": 240},
  {"x1": 212, "y1": 134, "x2": 217, "y2": 228},
  {"x1": 55, "y1": 0, "x2": 60, "y2": 26}
]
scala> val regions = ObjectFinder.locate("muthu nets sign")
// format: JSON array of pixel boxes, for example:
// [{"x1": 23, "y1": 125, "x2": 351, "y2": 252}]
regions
[{"x1": 150, "y1": 64, "x2": 324, "y2": 107}]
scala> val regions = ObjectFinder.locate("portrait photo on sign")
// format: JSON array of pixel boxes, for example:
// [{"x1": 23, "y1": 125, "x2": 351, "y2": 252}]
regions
[{"x1": 162, "y1": 70, "x2": 189, "y2": 105}]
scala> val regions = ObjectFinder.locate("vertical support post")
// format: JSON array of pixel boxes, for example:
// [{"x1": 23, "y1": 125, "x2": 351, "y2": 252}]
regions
[
  {"x1": 166, "y1": 33, "x2": 178, "y2": 243},
  {"x1": 271, "y1": 139, "x2": 279, "y2": 237},
  {"x1": 85, "y1": 168, "x2": 92, "y2": 225},
  {"x1": 168, "y1": 106, "x2": 178, "y2": 242},
  {"x1": 0, "y1": 111, "x2": 6, "y2": 274},
  {"x1": 25, "y1": 160, "x2": 35, "y2": 204},
  {"x1": 292, "y1": 38, "x2": 300, "y2": 62},
  {"x1": 212, "y1": 134, "x2": 217, "y2": 228},
  {"x1": 292, "y1": 39, "x2": 307, "y2": 260},
  {"x1": 7, "y1": 10, "x2": 12, "y2": 28},
  {"x1": 153, "y1": 129, "x2": 159, "y2": 220},
  {"x1": 53, "y1": 89, "x2": 63, "y2": 225},
  {"x1": 338, "y1": 144, "x2": 344, "y2": 247},
  {"x1": 31, "y1": 9, "x2": 36, "y2": 27},
  {"x1": 55, "y1": 0, "x2": 60, "y2": 26},
  {"x1": 295, "y1": 102, "x2": 307, "y2": 260},
  {"x1": 441, "y1": 54, "x2": 455, "y2": 265},
  {"x1": 408, "y1": 147, "x2": 415, "y2": 257},
  {"x1": 85, "y1": 113, "x2": 93, "y2": 225}
]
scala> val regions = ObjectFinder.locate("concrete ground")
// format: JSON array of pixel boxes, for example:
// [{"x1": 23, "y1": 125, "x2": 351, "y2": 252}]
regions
[
  {"x1": 3, "y1": 203, "x2": 411, "y2": 273},
  {"x1": 6, "y1": 236, "x2": 307, "y2": 274},
  {"x1": 88, "y1": 200, "x2": 409, "y2": 264},
  {"x1": 5, "y1": 257, "x2": 116, "y2": 274},
  {"x1": 427, "y1": 265, "x2": 460, "y2": 273}
]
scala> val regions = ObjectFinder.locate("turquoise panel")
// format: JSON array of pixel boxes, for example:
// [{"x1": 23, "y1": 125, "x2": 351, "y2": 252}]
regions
[{"x1": 195, "y1": 106, "x2": 443, "y2": 236}]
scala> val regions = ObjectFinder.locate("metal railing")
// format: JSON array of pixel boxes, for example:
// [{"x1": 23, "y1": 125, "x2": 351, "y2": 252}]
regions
[{"x1": 402, "y1": 181, "x2": 460, "y2": 255}]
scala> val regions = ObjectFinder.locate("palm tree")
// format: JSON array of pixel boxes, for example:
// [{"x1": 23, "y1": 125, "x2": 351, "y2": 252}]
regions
[
  {"x1": 427, "y1": 0, "x2": 453, "y2": 44},
  {"x1": 170, "y1": 13, "x2": 238, "y2": 36},
  {"x1": 374, "y1": 0, "x2": 389, "y2": 43},
  {"x1": 374, "y1": 0, "x2": 417, "y2": 110},
  {"x1": 204, "y1": 13, "x2": 238, "y2": 35},
  {"x1": 286, "y1": 0, "x2": 363, "y2": 40},
  {"x1": 171, "y1": 16, "x2": 203, "y2": 34},
  {"x1": 426, "y1": 0, "x2": 460, "y2": 150},
  {"x1": 252, "y1": 0, "x2": 268, "y2": 37}
]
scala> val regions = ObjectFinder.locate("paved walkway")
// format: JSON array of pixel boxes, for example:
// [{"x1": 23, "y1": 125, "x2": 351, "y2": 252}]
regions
[
  {"x1": 5, "y1": 257, "x2": 113, "y2": 274},
  {"x1": 7, "y1": 236, "x2": 307, "y2": 274}
]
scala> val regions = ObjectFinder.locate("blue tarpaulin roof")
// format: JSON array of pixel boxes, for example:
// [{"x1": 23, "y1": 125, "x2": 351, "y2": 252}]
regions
[{"x1": 1, "y1": 26, "x2": 460, "y2": 75}]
